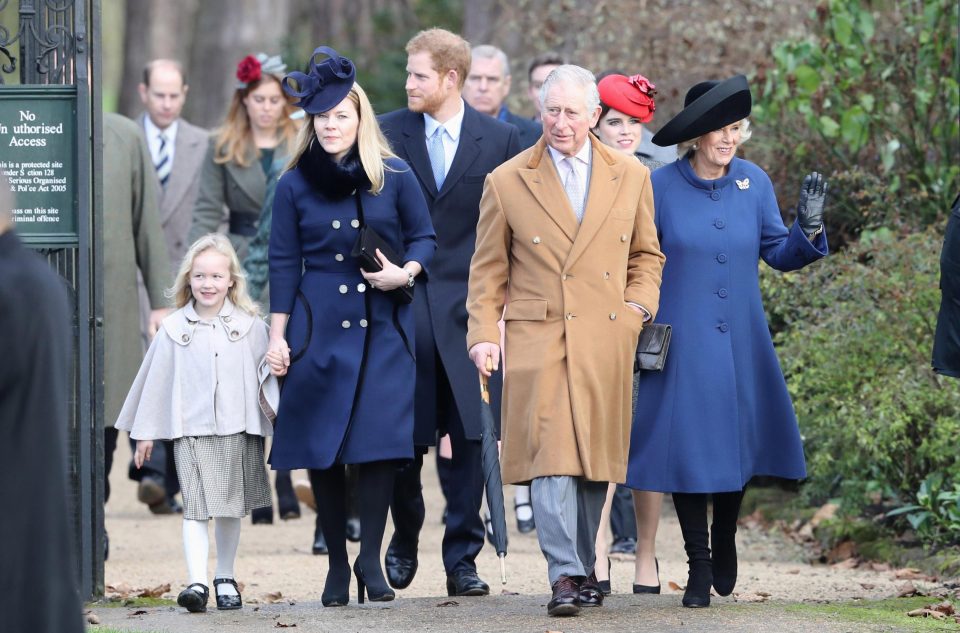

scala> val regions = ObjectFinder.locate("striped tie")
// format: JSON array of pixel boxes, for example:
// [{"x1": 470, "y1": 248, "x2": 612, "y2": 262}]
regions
[{"x1": 155, "y1": 132, "x2": 171, "y2": 187}]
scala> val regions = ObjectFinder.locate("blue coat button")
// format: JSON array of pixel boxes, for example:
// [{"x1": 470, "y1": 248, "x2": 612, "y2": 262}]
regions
[
  {"x1": 719, "y1": 323, "x2": 729, "y2": 332},
  {"x1": 710, "y1": 191, "x2": 720, "y2": 201},
  {"x1": 717, "y1": 253, "x2": 728, "y2": 263},
  {"x1": 715, "y1": 218, "x2": 725, "y2": 228},
  {"x1": 718, "y1": 288, "x2": 729, "y2": 298}
]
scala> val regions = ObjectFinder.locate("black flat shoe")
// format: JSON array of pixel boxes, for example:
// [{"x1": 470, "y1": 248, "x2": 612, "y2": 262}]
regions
[
  {"x1": 177, "y1": 583, "x2": 209, "y2": 613},
  {"x1": 384, "y1": 539, "x2": 418, "y2": 589},
  {"x1": 514, "y1": 501, "x2": 536, "y2": 533},
  {"x1": 213, "y1": 577, "x2": 242, "y2": 610},
  {"x1": 597, "y1": 558, "x2": 612, "y2": 596},
  {"x1": 354, "y1": 560, "x2": 395, "y2": 603},
  {"x1": 633, "y1": 558, "x2": 661, "y2": 594},
  {"x1": 446, "y1": 570, "x2": 490, "y2": 597},
  {"x1": 345, "y1": 517, "x2": 361, "y2": 543}
]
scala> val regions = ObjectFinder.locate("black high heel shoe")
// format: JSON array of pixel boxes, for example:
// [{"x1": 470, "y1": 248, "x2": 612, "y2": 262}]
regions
[
  {"x1": 354, "y1": 559, "x2": 395, "y2": 604},
  {"x1": 633, "y1": 558, "x2": 661, "y2": 594},
  {"x1": 321, "y1": 564, "x2": 351, "y2": 607},
  {"x1": 597, "y1": 558, "x2": 612, "y2": 595}
]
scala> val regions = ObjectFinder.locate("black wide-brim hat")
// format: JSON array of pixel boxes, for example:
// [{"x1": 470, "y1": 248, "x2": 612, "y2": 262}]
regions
[
  {"x1": 282, "y1": 46, "x2": 356, "y2": 115},
  {"x1": 651, "y1": 74, "x2": 752, "y2": 147}
]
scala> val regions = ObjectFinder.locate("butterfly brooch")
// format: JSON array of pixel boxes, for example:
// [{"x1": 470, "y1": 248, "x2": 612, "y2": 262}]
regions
[{"x1": 735, "y1": 178, "x2": 750, "y2": 190}]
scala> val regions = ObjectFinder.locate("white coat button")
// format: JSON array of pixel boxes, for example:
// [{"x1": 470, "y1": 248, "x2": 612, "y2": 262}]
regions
[
  {"x1": 332, "y1": 220, "x2": 341, "y2": 229},
  {"x1": 339, "y1": 284, "x2": 348, "y2": 294},
  {"x1": 360, "y1": 319, "x2": 368, "y2": 328},
  {"x1": 565, "y1": 312, "x2": 574, "y2": 320},
  {"x1": 562, "y1": 273, "x2": 568, "y2": 281},
  {"x1": 351, "y1": 219, "x2": 360, "y2": 228},
  {"x1": 357, "y1": 283, "x2": 367, "y2": 293},
  {"x1": 603, "y1": 272, "x2": 610, "y2": 279},
  {"x1": 335, "y1": 253, "x2": 344, "y2": 262},
  {"x1": 533, "y1": 236, "x2": 541, "y2": 244},
  {"x1": 609, "y1": 312, "x2": 617, "y2": 320},
  {"x1": 341, "y1": 320, "x2": 351, "y2": 329},
  {"x1": 620, "y1": 234, "x2": 628, "y2": 242}
]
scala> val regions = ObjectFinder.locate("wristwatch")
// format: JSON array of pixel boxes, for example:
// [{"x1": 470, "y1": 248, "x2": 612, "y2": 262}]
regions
[{"x1": 405, "y1": 270, "x2": 415, "y2": 288}]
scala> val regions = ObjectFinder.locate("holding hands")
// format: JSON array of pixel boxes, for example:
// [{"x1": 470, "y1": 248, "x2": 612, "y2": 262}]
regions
[
  {"x1": 797, "y1": 171, "x2": 829, "y2": 238},
  {"x1": 267, "y1": 337, "x2": 291, "y2": 377}
]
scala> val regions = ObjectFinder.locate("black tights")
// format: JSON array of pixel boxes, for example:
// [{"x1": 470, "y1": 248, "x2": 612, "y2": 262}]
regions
[
  {"x1": 672, "y1": 490, "x2": 745, "y2": 562},
  {"x1": 309, "y1": 461, "x2": 395, "y2": 590}
]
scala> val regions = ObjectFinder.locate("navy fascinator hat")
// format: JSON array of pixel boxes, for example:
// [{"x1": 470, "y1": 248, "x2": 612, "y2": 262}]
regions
[
  {"x1": 282, "y1": 47, "x2": 356, "y2": 115},
  {"x1": 651, "y1": 74, "x2": 751, "y2": 147}
]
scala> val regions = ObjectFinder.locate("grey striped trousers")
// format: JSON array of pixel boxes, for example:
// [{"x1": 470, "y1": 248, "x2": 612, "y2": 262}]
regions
[{"x1": 530, "y1": 475, "x2": 608, "y2": 583}]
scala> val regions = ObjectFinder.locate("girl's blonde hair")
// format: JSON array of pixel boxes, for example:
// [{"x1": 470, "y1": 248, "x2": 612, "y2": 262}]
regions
[
  {"x1": 677, "y1": 118, "x2": 753, "y2": 158},
  {"x1": 169, "y1": 233, "x2": 259, "y2": 316},
  {"x1": 213, "y1": 74, "x2": 299, "y2": 167},
  {"x1": 285, "y1": 82, "x2": 399, "y2": 194}
]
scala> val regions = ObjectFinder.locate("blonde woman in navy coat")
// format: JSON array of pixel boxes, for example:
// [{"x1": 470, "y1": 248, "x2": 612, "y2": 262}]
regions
[
  {"x1": 625, "y1": 76, "x2": 829, "y2": 608},
  {"x1": 265, "y1": 48, "x2": 436, "y2": 607}
]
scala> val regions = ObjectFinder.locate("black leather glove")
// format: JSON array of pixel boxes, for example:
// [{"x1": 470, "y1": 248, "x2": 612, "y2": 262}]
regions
[{"x1": 797, "y1": 171, "x2": 828, "y2": 238}]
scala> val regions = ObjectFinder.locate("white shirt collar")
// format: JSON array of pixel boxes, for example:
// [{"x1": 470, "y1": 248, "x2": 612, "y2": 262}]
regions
[
  {"x1": 423, "y1": 99, "x2": 465, "y2": 141},
  {"x1": 144, "y1": 115, "x2": 178, "y2": 143},
  {"x1": 547, "y1": 137, "x2": 592, "y2": 170}
]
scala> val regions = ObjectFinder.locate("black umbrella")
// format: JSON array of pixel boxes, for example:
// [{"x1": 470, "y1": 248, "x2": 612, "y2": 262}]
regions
[{"x1": 479, "y1": 358, "x2": 508, "y2": 583}]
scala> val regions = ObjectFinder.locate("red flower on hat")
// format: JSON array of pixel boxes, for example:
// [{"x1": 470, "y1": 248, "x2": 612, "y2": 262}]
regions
[
  {"x1": 627, "y1": 74, "x2": 657, "y2": 122},
  {"x1": 236, "y1": 55, "x2": 262, "y2": 85}
]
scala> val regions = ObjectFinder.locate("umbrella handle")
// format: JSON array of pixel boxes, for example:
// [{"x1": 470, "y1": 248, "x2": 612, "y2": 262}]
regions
[
  {"x1": 479, "y1": 356, "x2": 494, "y2": 404},
  {"x1": 499, "y1": 553, "x2": 506, "y2": 585}
]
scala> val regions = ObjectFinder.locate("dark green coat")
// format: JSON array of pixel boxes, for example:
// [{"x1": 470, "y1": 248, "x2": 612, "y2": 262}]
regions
[{"x1": 102, "y1": 113, "x2": 171, "y2": 426}]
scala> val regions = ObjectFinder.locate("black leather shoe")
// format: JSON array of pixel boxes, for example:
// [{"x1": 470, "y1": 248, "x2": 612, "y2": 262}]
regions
[
  {"x1": 579, "y1": 571, "x2": 604, "y2": 607},
  {"x1": 633, "y1": 558, "x2": 661, "y2": 594},
  {"x1": 384, "y1": 540, "x2": 418, "y2": 590},
  {"x1": 177, "y1": 583, "x2": 209, "y2": 613},
  {"x1": 213, "y1": 577, "x2": 242, "y2": 610},
  {"x1": 445, "y1": 570, "x2": 490, "y2": 597},
  {"x1": 515, "y1": 501, "x2": 536, "y2": 533},
  {"x1": 547, "y1": 575, "x2": 581, "y2": 616},
  {"x1": 345, "y1": 517, "x2": 361, "y2": 543},
  {"x1": 251, "y1": 506, "x2": 273, "y2": 525},
  {"x1": 610, "y1": 536, "x2": 637, "y2": 555},
  {"x1": 312, "y1": 526, "x2": 328, "y2": 555}
]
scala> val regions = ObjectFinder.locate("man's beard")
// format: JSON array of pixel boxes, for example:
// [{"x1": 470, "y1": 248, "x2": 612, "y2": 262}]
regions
[{"x1": 408, "y1": 84, "x2": 448, "y2": 115}]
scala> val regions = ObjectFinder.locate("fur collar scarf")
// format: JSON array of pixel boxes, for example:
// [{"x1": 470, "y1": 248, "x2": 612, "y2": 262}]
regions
[{"x1": 297, "y1": 139, "x2": 369, "y2": 199}]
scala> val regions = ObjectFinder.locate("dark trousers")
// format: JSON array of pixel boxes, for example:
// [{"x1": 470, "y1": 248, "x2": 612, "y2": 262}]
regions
[
  {"x1": 390, "y1": 356, "x2": 485, "y2": 575},
  {"x1": 609, "y1": 484, "x2": 637, "y2": 540},
  {"x1": 127, "y1": 436, "x2": 180, "y2": 500},
  {"x1": 104, "y1": 427, "x2": 119, "y2": 504}
]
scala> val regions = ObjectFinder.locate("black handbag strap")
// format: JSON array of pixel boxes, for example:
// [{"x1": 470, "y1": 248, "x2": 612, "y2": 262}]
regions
[{"x1": 353, "y1": 190, "x2": 414, "y2": 359}]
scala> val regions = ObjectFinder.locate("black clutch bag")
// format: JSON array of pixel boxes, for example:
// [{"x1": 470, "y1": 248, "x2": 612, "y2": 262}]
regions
[
  {"x1": 350, "y1": 191, "x2": 413, "y2": 305},
  {"x1": 635, "y1": 323, "x2": 672, "y2": 372}
]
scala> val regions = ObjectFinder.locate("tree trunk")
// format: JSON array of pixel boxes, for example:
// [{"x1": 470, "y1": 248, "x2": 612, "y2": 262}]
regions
[{"x1": 117, "y1": 0, "x2": 151, "y2": 117}]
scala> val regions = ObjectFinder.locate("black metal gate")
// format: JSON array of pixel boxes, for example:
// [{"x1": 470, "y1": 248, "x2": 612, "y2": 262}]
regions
[{"x1": 0, "y1": 0, "x2": 103, "y2": 600}]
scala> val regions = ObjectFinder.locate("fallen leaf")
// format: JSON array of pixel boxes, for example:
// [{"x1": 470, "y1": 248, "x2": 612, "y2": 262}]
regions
[
  {"x1": 894, "y1": 568, "x2": 932, "y2": 581},
  {"x1": 827, "y1": 540, "x2": 858, "y2": 563},
  {"x1": 667, "y1": 581, "x2": 683, "y2": 591},
  {"x1": 436, "y1": 600, "x2": 459, "y2": 607},
  {"x1": 736, "y1": 592, "x2": 770, "y2": 603},
  {"x1": 830, "y1": 557, "x2": 859, "y2": 570},
  {"x1": 85, "y1": 613, "x2": 100, "y2": 625},
  {"x1": 500, "y1": 589, "x2": 519, "y2": 595},
  {"x1": 262, "y1": 591, "x2": 284, "y2": 603},
  {"x1": 757, "y1": 591, "x2": 772, "y2": 597},
  {"x1": 860, "y1": 583, "x2": 876, "y2": 590},
  {"x1": 274, "y1": 622, "x2": 297, "y2": 629},
  {"x1": 869, "y1": 562, "x2": 891, "y2": 572},
  {"x1": 137, "y1": 583, "x2": 171, "y2": 598},
  {"x1": 129, "y1": 609, "x2": 148, "y2": 616},
  {"x1": 798, "y1": 503, "x2": 838, "y2": 539},
  {"x1": 786, "y1": 569, "x2": 800, "y2": 575}
]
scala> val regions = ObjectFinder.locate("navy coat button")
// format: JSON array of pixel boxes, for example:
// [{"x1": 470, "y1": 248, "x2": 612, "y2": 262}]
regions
[
  {"x1": 339, "y1": 284, "x2": 348, "y2": 294},
  {"x1": 332, "y1": 220, "x2": 341, "y2": 229},
  {"x1": 335, "y1": 254, "x2": 344, "y2": 261},
  {"x1": 351, "y1": 219, "x2": 360, "y2": 228},
  {"x1": 710, "y1": 191, "x2": 720, "y2": 201},
  {"x1": 357, "y1": 283, "x2": 367, "y2": 293},
  {"x1": 717, "y1": 253, "x2": 728, "y2": 263},
  {"x1": 718, "y1": 288, "x2": 729, "y2": 298},
  {"x1": 341, "y1": 320, "x2": 351, "y2": 329},
  {"x1": 360, "y1": 319, "x2": 368, "y2": 328}
]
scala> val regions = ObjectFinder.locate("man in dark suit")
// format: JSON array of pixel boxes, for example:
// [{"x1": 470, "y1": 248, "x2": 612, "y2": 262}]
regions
[
  {"x1": 464, "y1": 45, "x2": 541, "y2": 150},
  {"x1": 379, "y1": 28, "x2": 520, "y2": 597},
  {"x1": 128, "y1": 59, "x2": 208, "y2": 515}
]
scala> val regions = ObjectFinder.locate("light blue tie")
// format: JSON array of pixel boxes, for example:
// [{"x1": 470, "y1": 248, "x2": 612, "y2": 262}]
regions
[{"x1": 427, "y1": 126, "x2": 446, "y2": 190}]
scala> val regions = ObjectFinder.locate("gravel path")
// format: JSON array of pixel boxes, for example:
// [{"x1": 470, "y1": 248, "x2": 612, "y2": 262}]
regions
[{"x1": 94, "y1": 440, "x2": 942, "y2": 631}]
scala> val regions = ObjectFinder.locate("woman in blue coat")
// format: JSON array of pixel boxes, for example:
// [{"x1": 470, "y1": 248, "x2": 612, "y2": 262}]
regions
[
  {"x1": 625, "y1": 75, "x2": 829, "y2": 608},
  {"x1": 265, "y1": 48, "x2": 436, "y2": 607}
]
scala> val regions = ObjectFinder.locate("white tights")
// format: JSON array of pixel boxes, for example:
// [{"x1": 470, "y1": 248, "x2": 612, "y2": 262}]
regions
[{"x1": 182, "y1": 517, "x2": 242, "y2": 596}]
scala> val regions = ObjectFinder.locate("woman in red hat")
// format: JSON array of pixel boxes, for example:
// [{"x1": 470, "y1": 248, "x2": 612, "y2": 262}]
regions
[{"x1": 585, "y1": 72, "x2": 668, "y2": 601}]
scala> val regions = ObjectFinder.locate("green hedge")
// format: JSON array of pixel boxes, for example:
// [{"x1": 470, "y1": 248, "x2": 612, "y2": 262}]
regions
[{"x1": 761, "y1": 227, "x2": 959, "y2": 535}]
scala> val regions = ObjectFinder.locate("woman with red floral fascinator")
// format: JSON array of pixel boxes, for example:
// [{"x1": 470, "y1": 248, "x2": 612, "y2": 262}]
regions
[
  {"x1": 580, "y1": 71, "x2": 671, "y2": 604},
  {"x1": 187, "y1": 52, "x2": 301, "y2": 531}
]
